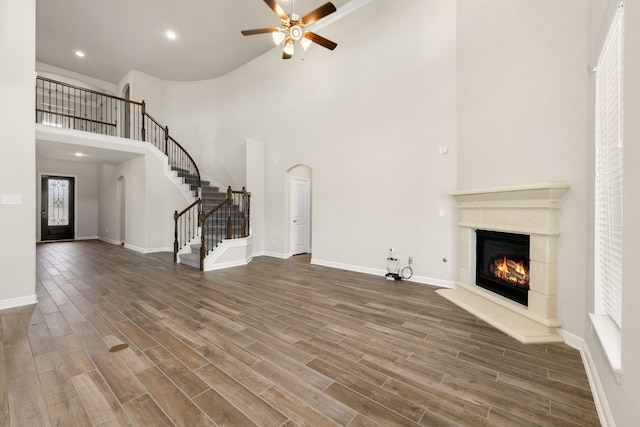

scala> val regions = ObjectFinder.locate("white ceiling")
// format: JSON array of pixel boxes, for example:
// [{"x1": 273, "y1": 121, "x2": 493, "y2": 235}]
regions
[{"x1": 36, "y1": 0, "x2": 353, "y2": 83}]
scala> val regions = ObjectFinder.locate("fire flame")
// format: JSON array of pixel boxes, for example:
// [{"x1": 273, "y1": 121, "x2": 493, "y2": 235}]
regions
[{"x1": 493, "y1": 255, "x2": 529, "y2": 286}]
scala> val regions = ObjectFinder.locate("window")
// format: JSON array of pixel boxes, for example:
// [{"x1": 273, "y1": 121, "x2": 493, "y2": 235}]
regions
[{"x1": 591, "y1": 0, "x2": 623, "y2": 377}]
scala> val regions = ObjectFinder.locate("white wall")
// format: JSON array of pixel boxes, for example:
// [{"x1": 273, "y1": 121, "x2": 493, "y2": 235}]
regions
[
  {"x1": 456, "y1": 0, "x2": 588, "y2": 335},
  {"x1": 246, "y1": 138, "x2": 266, "y2": 255},
  {"x1": 163, "y1": 0, "x2": 459, "y2": 285},
  {"x1": 98, "y1": 164, "x2": 119, "y2": 244},
  {"x1": 143, "y1": 153, "x2": 189, "y2": 251},
  {"x1": 118, "y1": 70, "x2": 168, "y2": 124},
  {"x1": 96, "y1": 151, "x2": 188, "y2": 252},
  {"x1": 0, "y1": 0, "x2": 37, "y2": 307},
  {"x1": 36, "y1": 62, "x2": 118, "y2": 94},
  {"x1": 36, "y1": 158, "x2": 100, "y2": 241}
]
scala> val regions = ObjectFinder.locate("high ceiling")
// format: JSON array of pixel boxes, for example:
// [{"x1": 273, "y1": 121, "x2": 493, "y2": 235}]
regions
[{"x1": 36, "y1": 0, "x2": 353, "y2": 83}]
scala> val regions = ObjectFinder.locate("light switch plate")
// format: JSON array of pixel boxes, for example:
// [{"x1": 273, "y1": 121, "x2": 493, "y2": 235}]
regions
[{"x1": 1, "y1": 194, "x2": 22, "y2": 205}]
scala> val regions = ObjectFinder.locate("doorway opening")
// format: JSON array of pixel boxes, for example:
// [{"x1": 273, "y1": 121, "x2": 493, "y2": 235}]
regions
[
  {"x1": 41, "y1": 175, "x2": 75, "y2": 241},
  {"x1": 287, "y1": 165, "x2": 312, "y2": 257}
]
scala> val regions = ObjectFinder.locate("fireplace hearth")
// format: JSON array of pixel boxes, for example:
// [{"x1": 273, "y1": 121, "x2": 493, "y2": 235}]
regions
[{"x1": 476, "y1": 230, "x2": 530, "y2": 306}]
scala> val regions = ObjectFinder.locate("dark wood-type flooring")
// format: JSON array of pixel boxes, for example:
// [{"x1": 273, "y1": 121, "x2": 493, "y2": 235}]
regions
[{"x1": 0, "y1": 240, "x2": 600, "y2": 426}]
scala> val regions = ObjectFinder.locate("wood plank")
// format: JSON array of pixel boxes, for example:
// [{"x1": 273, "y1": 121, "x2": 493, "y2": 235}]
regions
[
  {"x1": 135, "y1": 367, "x2": 211, "y2": 427},
  {"x1": 250, "y1": 360, "x2": 357, "y2": 425},
  {"x1": 34, "y1": 351, "x2": 92, "y2": 426},
  {"x1": 195, "y1": 363, "x2": 288, "y2": 426},
  {"x1": 259, "y1": 385, "x2": 342, "y2": 427},
  {"x1": 123, "y1": 394, "x2": 174, "y2": 427},
  {"x1": 71, "y1": 370, "x2": 132, "y2": 426},
  {"x1": 193, "y1": 388, "x2": 259, "y2": 427}
]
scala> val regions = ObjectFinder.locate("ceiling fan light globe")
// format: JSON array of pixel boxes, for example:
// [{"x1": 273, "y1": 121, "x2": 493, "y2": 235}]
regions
[
  {"x1": 290, "y1": 25, "x2": 303, "y2": 41},
  {"x1": 272, "y1": 31, "x2": 286, "y2": 46},
  {"x1": 300, "y1": 37, "x2": 312, "y2": 51},
  {"x1": 283, "y1": 38, "x2": 295, "y2": 56}
]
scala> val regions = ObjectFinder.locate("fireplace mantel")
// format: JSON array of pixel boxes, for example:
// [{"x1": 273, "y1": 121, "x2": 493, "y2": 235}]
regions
[{"x1": 438, "y1": 181, "x2": 570, "y2": 343}]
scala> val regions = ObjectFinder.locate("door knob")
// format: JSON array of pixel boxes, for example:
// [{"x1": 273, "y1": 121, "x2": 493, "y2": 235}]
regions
[{"x1": 41, "y1": 210, "x2": 46, "y2": 218}]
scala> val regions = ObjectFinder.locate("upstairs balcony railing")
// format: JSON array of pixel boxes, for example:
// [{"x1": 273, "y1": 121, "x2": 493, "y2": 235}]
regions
[{"x1": 35, "y1": 76, "x2": 201, "y2": 194}]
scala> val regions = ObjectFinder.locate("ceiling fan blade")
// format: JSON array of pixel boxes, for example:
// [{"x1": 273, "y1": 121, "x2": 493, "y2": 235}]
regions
[
  {"x1": 282, "y1": 51, "x2": 292, "y2": 60},
  {"x1": 304, "y1": 31, "x2": 337, "y2": 50},
  {"x1": 301, "y1": 2, "x2": 337, "y2": 25},
  {"x1": 263, "y1": 0, "x2": 289, "y2": 21},
  {"x1": 241, "y1": 27, "x2": 281, "y2": 36}
]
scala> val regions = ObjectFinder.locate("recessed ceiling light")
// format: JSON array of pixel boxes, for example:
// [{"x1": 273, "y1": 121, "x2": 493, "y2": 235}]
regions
[
  {"x1": 165, "y1": 30, "x2": 177, "y2": 40},
  {"x1": 74, "y1": 152, "x2": 85, "y2": 157},
  {"x1": 75, "y1": 51, "x2": 85, "y2": 58}
]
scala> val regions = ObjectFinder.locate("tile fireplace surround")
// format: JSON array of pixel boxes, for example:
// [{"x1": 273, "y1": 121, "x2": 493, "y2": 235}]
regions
[{"x1": 437, "y1": 182, "x2": 570, "y2": 343}]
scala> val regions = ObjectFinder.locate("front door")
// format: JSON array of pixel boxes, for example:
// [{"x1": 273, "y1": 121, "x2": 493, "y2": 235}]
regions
[
  {"x1": 291, "y1": 178, "x2": 310, "y2": 255},
  {"x1": 41, "y1": 175, "x2": 75, "y2": 241}
]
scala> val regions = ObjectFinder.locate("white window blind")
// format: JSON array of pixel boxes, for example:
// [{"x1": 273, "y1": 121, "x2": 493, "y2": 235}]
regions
[{"x1": 594, "y1": 2, "x2": 624, "y2": 329}]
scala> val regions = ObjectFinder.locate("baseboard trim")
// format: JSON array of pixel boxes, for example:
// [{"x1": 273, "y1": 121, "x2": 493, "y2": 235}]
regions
[
  {"x1": 76, "y1": 235, "x2": 98, "y2": 241},
  {"x1": 557, "y1": 329, "x2": 614, "y2": 427},
  {"x1": 309, "y1": 258, "x2": 454, "y2": 289},
  {"x1": 257, "y1": 251, "x2": 288, "y2": 259},
  {"x1": 123, "y1": 244, "x2": 172, "y2": 254},
  {"x1": 98, "y1": 237, "x2": 122, "y2": 245},
  {"x1": 0, "y1": 294, "x2": 38, "y2": 310}
]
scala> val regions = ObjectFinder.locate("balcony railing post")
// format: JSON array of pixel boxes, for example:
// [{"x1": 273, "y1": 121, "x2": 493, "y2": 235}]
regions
[
  {"x1": 226, "y1": 186, "x2": 233, "y2": 239},
  {"x1": 173, "y1": 210, "x2": 179, "y2": 263},
  {"x1": 199, "y1": 210, "x2": 206, "y2": 271},
  {"x1": 141, "y1": 100, "x2": 146, "y2": 141},
  {"x1": 241, "y1": 187, "x2": 248, "y2": 238},
  {"x1": 164, "y1": 126, "x2": 169, "y2": 156}
]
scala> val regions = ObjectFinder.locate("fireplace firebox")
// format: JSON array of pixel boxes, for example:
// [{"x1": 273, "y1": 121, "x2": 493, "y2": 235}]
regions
[{"x1": 476, "y1": 230, "x2": 530, "y2": 306}]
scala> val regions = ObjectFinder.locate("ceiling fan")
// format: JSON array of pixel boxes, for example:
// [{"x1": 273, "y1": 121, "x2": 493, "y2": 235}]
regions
[{"x1": 241, "y1": 0, "x2": 338, "y2": 59}]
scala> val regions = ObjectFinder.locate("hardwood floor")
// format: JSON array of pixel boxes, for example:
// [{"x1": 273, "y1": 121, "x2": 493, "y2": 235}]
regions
[{"x1": 0, "y1": 240, "x2": 600, "y2": 426}]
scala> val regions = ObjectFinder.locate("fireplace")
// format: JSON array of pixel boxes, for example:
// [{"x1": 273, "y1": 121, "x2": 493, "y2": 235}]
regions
[
  {"x1": 476, "y1": 230, "x2": 530, "y2": 306},
  {"x1": 437, "y1": 182, "x2": 570, "y2": 343}
]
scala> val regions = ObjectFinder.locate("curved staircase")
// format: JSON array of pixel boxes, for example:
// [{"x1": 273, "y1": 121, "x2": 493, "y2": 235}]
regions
[{"x1": 36, "y1": 76, "x2": 251, "y2": 271}]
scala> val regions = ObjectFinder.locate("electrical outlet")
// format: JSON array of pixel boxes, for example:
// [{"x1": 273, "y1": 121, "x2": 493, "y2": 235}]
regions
[{"x1": 408, "y1": 256, "x2": 413, "y2": 265}]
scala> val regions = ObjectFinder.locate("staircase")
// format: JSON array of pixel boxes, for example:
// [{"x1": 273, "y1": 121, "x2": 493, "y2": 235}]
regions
[
  {"x1": 36, "y1": 76, "x2": 251, "y2": 271},
  {"x1": 170, "y1": 166, "x2": 249, "y2": 270},
  {"x1": 175, "y1": 172, "x2": 231, "y2": 269}
]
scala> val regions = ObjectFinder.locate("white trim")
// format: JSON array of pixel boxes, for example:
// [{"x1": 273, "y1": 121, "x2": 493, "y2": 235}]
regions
[
  {"x1": 98, "y1": 236, "x2": 122, "y2": 245},
  {"x1": 310, "y1": 258, "x2": 454, "y2": 288},
  {"x1": 256, "y1": 251, "x2": 288, "y2": 259},
  {"x1": 123, "y1": 243, "x2": 172, "y2": 254},
  {"x1": 0, "y1": 294, "x2": 38, "y2": 310},
  {"x1": 202, "y1": 236, "x2": 253, "y2": 271},
  {"x1": 589, "y1": 313, "x2": 623, "y2": 378},
  {"x1": 75, "y1": 235, "x2": 98, "y2": 241},
  {"x1": 557, "y1": 329, "x2": 616, "y2": 427}
]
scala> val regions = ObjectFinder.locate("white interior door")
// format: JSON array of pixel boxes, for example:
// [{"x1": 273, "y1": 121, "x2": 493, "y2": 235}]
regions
[{"x1": 291, "y1": 178, "x2": 310, "y2": 255}]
